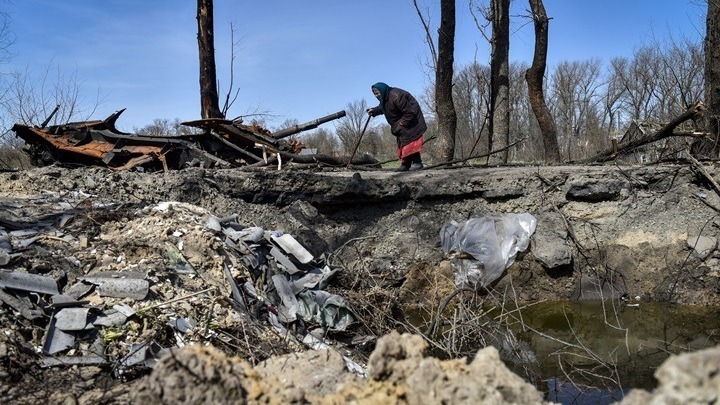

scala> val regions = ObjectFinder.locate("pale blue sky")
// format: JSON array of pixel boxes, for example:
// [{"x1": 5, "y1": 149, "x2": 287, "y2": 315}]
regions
[{"x1": 4, "y1": 0, "x2": 706, "y2": 132}]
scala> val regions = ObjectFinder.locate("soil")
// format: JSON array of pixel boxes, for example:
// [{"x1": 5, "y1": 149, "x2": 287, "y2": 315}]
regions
[{"x1": 1, "y1": 162, "x2": 720, "y2": 403}]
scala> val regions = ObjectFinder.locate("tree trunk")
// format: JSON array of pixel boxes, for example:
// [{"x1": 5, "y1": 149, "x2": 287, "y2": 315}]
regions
[
  {"x1": 525, "y1": 0, "x2": 561, "y2": 162},
  {"x1": 489, "y1": 0, "x2": 510, "y2": 164},
  {"x1": 436, "y1": 0, "x2": 458, "y2": 162},
  {"x1": 197, "y1": 0, "x2": 224, "y2": 119},
  {"x1": 694, "y1": 0, "x2": 720, "y2": 157}
]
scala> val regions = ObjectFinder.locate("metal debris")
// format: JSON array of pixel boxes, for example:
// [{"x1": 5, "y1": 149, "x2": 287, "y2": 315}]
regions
[
  {"x1": 0, "y1": 271, "x2": 59, "y2": 295},
  {"x1": 269, "y1": 246, "x2": 302, "y2": 275},
  {"x1": 0, "y1": 288, "x2": 43, "y2": 320},
  {"x1": 12, "y1": 109, "x2": 350, "y2": 171},
  {"x1": 54, "y1": 308, "x2": 91, "y2": 331},
  {"x1": 268, "y1": 233, "x2": 314, "y2": 264},
  {"x1": 80, "y1": 272, "x2": 149, "y2": 300},
  {"x1": 41, "y1": 354, "x2": 106, "y2": 368},
  {"x1": 0, "y1": 197, "x2": 363, "y2": 380},
  {"x1": 43, "y1": 317, "x2": 76, "y2": 355}
]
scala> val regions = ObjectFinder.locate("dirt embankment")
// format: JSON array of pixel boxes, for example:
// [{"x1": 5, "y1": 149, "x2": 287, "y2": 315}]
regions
[{"x1": 1, "y1": 163, "x2": 720, "y2": 403}]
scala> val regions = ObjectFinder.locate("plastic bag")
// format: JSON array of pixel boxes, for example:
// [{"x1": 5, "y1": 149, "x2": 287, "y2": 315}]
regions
[{"x1": 440, "y1": 213, "x2": 537, "y2": 289}]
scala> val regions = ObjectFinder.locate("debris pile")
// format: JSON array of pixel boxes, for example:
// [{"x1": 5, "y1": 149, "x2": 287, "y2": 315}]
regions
[
  {"x1": 0, "y1": 195, "x2": 369, "y2": 400},
  {"x1": 11, "y1": 109, "x2": 379, "y2": 171}
]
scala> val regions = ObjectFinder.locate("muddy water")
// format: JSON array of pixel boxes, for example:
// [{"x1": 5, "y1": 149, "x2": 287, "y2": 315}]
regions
[
  {"x1": 409, "y1": 300, "x2": 720, "y2": 403},
  {"x1": 511, "y1": 300, "x2": 720, "y2": 403}
]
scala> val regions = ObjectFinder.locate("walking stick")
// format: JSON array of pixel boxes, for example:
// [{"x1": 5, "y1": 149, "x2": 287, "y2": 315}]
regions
[{"x1": 347, "y1": 115, "x2": 372, "y2": 168}]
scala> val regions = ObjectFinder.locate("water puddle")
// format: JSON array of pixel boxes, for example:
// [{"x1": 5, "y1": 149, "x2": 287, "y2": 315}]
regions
[
  {"x1": 409, "y1": 300, "x2": 720, "y2": 404},
  {"x1": 512, "y1": 300, "x2": 720, "y2": 403}
]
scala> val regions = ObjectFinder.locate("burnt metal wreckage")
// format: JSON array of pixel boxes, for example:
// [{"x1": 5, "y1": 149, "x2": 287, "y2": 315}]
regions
[{"x1": 12, "y1": 108, "x2": 379, "y2": 171}]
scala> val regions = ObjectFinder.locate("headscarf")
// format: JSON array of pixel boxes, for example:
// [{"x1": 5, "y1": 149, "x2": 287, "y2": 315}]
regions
[{"x1": 371, "y1": 82, "x2": 390, "y2": 111}]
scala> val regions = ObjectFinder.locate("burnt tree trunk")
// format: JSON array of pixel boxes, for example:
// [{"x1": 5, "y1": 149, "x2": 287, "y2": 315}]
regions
[
  {"x1": 525, "y1": 0, "x2": 561, "y2": 162},
  {"x1": 197, "y1": 0, "x2": 224, "y2": 119},
  {"x1": 695, "y1": 0, "x2": 720, "y2": 157},
  {"x1": 436, "y1": 0, "x2": 458, "y2": 162},
  {"x1": 489, "y1": 0, "x2": 510, "y2": 164}
]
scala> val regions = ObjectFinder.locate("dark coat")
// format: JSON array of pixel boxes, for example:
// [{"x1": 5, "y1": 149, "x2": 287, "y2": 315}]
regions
[{"x1": 369, "y1": 87, "x2": 427, "y2": 147}]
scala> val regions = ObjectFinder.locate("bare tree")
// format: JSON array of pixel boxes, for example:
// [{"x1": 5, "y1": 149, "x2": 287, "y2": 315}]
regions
[
  {"x1": 615, "y1": 48, "x2": 662, "y2": 121},
  {"x1": 413, "y1": 0, "x2": 458, "y2": 162},
  {"x1": 489, "y1": 0, "x2": 510, "y2": 164},
  {"x1": 508, "y1": 61, "x2": 541, "y2": 162},
  {"x1": 436, "y1": 0, "x2": 458, "y2": 161},
  {"x1": 525, "y1": 0, "x2": 561, "y2": 162},
  {"x1": 693, "y1": 0, "x2": 720, "y2": 157},
  {"x1": 453, "y1": 62, "x2": 490, "y2": 159},
  {"x1": 299, "y1": 127, "x2": 340, "y2": 156},
  {"x1": 655, "y1": 36, "x2": 704, "y2": 115},
  {"x1": 4, "y1": 62, "x2": 102, "y2": 126},
  {"x1": 550, "y1": 59, "x2": 603, "y2": 160},
  {"x1": 336, "y1": 99, "x2": 370, "y2": 156},
  {"x1": 197, "y1": 0, "x2": 223, "y2": 119},
  {"x1": 601, "y1": 59, "x2": 628, "y2": 136},
  {"x1": 134, "y1": 118, "x2": 199, "y2": 136}
]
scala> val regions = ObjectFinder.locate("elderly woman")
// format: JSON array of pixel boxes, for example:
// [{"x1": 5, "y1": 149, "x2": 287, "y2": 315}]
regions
[{"x1": 367, "y1": 82, "x2": 427, "y2": 171}]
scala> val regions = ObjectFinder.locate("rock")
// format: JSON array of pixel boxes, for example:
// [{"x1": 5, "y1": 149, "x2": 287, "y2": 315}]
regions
[
  {"x1": 687, "y1": 235, "x2": 717, "y2": 259},
  {"x1": 357, "y1": 331, "x2": 547, "y2": 404},
  {"x1": 132, "y1": 345, "x2": 284, "y2": 404},
  {"x1": 256, "y1": 348, "x2": 353, "y2": 397},
  {"x1": 566, "y1": 181, "x2": 623, "y2": 202},
  {"x1": 619, "y1": 345, "x2": 720, "y2": 404},
  {"x1": 367, "y1": 331, "x2": 427, "y2": 381},
  {"x1": 0, "y1": 248, "x2": 9, "y2": 266},
  {"x1": 532, "y1": 212, "x2": 573, "y2": 269}
]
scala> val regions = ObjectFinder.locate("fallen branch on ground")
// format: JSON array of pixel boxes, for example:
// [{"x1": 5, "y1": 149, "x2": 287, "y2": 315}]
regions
[{"x1": 424, "y1": 137, "x2": 527, "y2": 170}]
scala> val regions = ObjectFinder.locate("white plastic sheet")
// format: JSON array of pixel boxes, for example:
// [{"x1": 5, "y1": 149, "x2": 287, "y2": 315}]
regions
[{"x1": 440, "y1": 213, "x2": 537, "y2": 289}]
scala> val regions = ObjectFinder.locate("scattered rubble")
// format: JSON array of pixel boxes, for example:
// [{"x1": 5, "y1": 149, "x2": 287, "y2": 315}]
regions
[{"x1": 0, "y1": 194, "x2": 371, "y2": 402}]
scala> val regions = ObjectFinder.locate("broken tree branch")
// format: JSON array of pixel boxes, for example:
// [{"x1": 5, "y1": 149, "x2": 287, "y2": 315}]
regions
[
  {"x1": 424, "y1": 137, "x2": 527, "y2": 170},
  {"x1": 582, "y1": 102, "x2": 706, "y2": 163},
  {"x1": 687, "y1": 154, "x2": 720, "y2": 196}
]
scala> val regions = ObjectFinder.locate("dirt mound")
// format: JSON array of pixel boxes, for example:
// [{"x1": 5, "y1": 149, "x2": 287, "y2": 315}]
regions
[{"x1": 131, "y1": 331, "x2": 547, "y2": 404}]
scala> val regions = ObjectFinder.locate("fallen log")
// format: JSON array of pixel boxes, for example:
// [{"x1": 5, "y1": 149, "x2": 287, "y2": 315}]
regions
[{"x1": 582, "y1": 101, "x2": 706, "y2": 163}]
